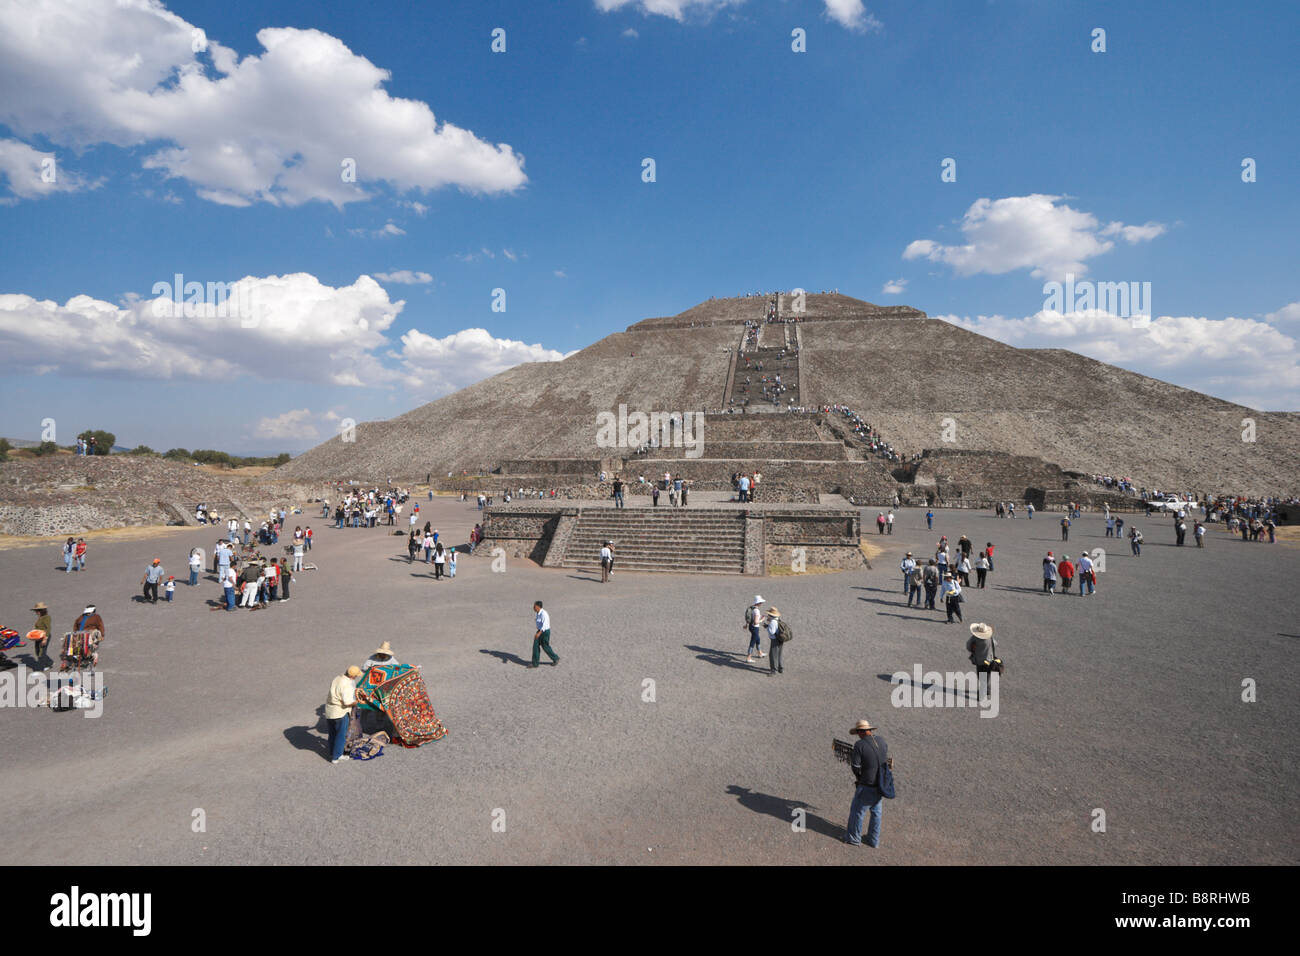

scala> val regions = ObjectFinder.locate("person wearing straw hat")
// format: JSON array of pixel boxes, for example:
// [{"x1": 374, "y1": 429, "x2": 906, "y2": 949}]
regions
[
  {"x1": 362, "y1": 641, "x2": 399, "y2": 671},
  {"x1": 29, "y1": 602, "x2": 53, "y2": 670},
  {"x1": 967, "y1": 623, "x2": 1000, "y2": 703},
  {"x1": 844, "y1": 718, "x2": 889, "y2": 847},
  {"x1": 325, "y1": 665, "x2": 363, "y2": 763},
  {"x1": 765, "y1": 607, "x2": 787, "y2": 675},
  {"x1": 744, "y1": 595, "x2": 767, "y2": 663}
]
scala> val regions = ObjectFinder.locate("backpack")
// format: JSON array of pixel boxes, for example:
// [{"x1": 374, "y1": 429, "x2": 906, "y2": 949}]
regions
[
  {"x1": 776, "y1": 619, "x2": 792, "y2": 644},
  {"x1": 743, "y1": 606, "x2": 757, "y2": 630}
]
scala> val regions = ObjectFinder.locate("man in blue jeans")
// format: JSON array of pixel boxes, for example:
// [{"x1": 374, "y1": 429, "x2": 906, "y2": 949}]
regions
[
  {"x1": 845, "y1": 718, "x2": 889, "y2": 847},
  {"x1": 325, "y1": 666, "x2": 361, "y2": 763}
]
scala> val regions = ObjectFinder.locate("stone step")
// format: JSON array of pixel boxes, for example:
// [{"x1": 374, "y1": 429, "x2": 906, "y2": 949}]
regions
[{"x1": 562, "y1": 559, "x2": 744, "y2": 573}]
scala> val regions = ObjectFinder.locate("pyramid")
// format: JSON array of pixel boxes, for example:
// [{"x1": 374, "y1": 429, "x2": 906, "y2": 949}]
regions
[{"x1": 277, "y1": 293, "x2": 1300, "y2": 496}]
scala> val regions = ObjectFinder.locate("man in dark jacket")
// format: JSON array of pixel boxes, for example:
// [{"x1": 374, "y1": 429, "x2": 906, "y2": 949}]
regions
[{"x1": 845, "y1": 718, "x2": 889, "y2": 847}]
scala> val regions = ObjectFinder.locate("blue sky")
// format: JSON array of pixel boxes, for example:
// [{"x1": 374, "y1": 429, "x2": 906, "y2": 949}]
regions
[{"x1": 1, "y1": 0, "x2": 1297, "y2": 453}]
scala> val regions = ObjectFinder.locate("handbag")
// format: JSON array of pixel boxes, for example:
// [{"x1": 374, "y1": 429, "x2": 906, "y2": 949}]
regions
[
  {"x1": 988, "y1": 636, "x2": 1005, "y2": 674},
  {"x1": 870, "y1": 737, "x2": 896, "y2": 799}
]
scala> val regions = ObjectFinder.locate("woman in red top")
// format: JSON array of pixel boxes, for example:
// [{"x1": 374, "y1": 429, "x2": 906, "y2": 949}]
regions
[{"x1": 74, "y1": 538, "x2": 87, "y2": 570}]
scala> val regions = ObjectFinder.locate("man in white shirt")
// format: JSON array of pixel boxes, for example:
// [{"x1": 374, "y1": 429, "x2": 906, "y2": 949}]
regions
[
  {"x1": 1078, "y1": 552, "x2": 1096, "y2": 595},
  {"x1": 325, "y1": 665, "x2": 361, "y2": 763},
  {"x1": 220, "y1": 563, "x2": 238, "y2": 611},
  {"x1": 529, "y1": 601, "x2": 559, "y2": 668},
  {"x1": 599, "y1": 543, "x2": 612, "y2": 583},
  {"x1": 899, "y1": 553, "x2": 916, "y2": 593}
]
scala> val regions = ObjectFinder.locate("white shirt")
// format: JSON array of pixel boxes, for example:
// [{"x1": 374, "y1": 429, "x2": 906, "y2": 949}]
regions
[
  {"x1": 535, "y1": 608, "x2": 551, "y2": 632},
  {"x1": 600, "y1": 547, "x2": 611, "y2": 561}
]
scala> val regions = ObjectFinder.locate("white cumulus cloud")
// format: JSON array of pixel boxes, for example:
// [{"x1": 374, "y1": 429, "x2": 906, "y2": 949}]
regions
[
  {"x1": 0, "y1": 138, "x2": 99, "y2": 202},
  {"x1": 0, "y1": 273, "x2": 400, "y2": 386},
  {"x1": 0, "y1": 0, "x2": 526, "y2": 208},
  {"x1": 254, "y1": 408, "x2": 320, "y2": 441},
  {"x1": 398, "y1": 328, "x2": 569, "y2": 397},
  {"x1": 904, "y1": 195, "x2": 1166, "y2": 279},
  {"x1": 938, "y1": 307, "x2": 1300, "y2": 411},
  {"x1": 881, "y1": 278, "x2": 907, "y2": 295},
  {"x1": 823, "y1": 1, "x2": 882, "y2": 32}
]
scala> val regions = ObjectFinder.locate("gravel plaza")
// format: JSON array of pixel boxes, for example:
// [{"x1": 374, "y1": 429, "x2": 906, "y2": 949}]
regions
[{"x1": 1, "y1": 500, "x2": 1295, "y2": 866}]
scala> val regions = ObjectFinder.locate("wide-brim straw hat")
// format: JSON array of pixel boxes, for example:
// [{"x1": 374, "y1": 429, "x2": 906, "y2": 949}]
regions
[
  {"x1": 851, "y1": 719, "x2": 877, "y2": 733},
  {"x1": 767, "y1": 607, "x2": 781, "y2": 618},
  {"x1": 346, "y1": 665, "x2": 363, "y2": 679},
  {"x1": 969, "y1": 622, "x2": 993, "y2": 639},
  {"x1": 32, "y1": 601, "x2": 48, "y2": 612},
  {"x1": 372, "y1": 641, "x2": 393, "y2": 657}
]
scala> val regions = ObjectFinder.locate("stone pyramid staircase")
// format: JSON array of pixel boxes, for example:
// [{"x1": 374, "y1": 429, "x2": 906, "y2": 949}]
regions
[{"x1": 559, "y1": 508, "x2": 747, "y2": 574}]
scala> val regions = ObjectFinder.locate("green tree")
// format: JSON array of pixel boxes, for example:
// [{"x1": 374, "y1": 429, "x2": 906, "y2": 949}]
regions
[
  {"x1": 274, "y1": 452, "x2": 291, "y2": 466},
  {"x1": 128, "y1": 445, "x2": 158, "y2": 456},
  {"x1": 0, "y1": 438, "x2": 11, "y2": 462},
  {"x1": 192, "y1": 449, "x2": 232, "y2": 467},
  {"x1": 163, "y1": 448, "x2": 192, "y2": 461},
  {"x1": 77, "y1": 430, "x2": 116, "y2": 455},
  {"x1": 34, "y1": 441, "x2": 60, "y2": 456}
]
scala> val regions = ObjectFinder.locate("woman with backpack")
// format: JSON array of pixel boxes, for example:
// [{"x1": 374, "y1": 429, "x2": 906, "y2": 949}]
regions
[{"x1": 765, "y1": 607, "x2": 789, "y2": 675}]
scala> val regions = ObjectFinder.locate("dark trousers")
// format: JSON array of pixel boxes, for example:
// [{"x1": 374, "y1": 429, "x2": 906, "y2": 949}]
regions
[
  {"x1": 281, "y1": 574, "x2": 290, "y2": 599},
  {"x1": 924, "y1": 583, "x2": 937, "y2": 609},
  {"x1": 32, "y1": 635, "x2": 51, "y2": 669},
  {"x1": 532, "y1": 629, "x2": 558, "y2": 665},
  {"x1": 144, "y1": 581, "x2": 159, "y2": 602},
  {"x1": 769, "y1": 640, "x2": 784, "y2": 673},
  {"x1": 434, "y1": 562, "x2": 443, "y2": 578},
  {"x1": 907, "y1": 583, "x2": 921, "y2": 606},
  {"x1": 976, "y1": 569, "x2": 987, "y2": 587},
  {"x1": 946, "y1": 597, "x2": 962, "y2": 623}
]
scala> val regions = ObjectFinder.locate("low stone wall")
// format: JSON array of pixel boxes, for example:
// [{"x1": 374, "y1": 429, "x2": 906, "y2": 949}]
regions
[
  {"x1": 765, "y1": 543, "x2": 864, "y2": 572},
  {"x1": 478, "y1": 507, "x2": 576, "y2": 563}
]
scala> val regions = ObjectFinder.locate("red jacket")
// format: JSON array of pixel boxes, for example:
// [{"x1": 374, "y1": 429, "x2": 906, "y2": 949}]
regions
[{"x1": 1058, "y1": 560, "x2": 1075, "y2": 578}]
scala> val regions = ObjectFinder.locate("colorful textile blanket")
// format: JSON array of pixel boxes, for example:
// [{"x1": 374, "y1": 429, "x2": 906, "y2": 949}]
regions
[
  {"x1": 354, "y1": 664, "x2": 447, "y2": 748},
  {"x1": 60, "y1": 629, "x2": 100, "y2": 670}
]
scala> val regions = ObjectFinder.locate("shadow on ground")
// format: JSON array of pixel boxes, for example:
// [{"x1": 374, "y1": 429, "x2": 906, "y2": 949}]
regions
[
  {"x1": 685, "y1": 644, "x2": 767, "y2": 672},
  {"x1": 726, "y1": 784, "x2": 843, "y2": 839}
]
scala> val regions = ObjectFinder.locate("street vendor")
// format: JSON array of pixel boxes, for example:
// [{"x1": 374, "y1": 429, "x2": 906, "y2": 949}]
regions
[
  {"x1": 30, "y1": 601, "x2": 53, "y2": 669},
  {"x1": 362, "y1": 641, "x2": 399, "y2": 671}
]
